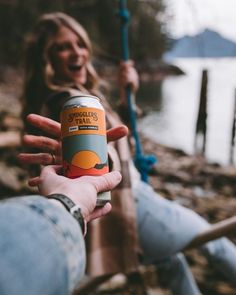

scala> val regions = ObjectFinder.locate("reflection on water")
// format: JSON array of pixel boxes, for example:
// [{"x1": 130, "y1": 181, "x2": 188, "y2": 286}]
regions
[
  {"x1": 138, "y1": 58, "x2": 236, "y2": 166},
  {"x1": 136, "y1": 81, "x2": 163, "y2": 113}
]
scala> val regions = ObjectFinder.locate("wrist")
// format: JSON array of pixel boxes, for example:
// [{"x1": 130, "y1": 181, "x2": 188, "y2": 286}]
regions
[
  {"x1": 49, "y1": 198, "x2": 65, "y2": 209},
  {"x1": 47, "y1": 193, "x2": 87, "y2": 236}
]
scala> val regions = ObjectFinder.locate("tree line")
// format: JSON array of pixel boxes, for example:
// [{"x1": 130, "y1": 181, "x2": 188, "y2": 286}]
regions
[{"x1": 0, "y1": 0, "x2": 167, "y2": 65}]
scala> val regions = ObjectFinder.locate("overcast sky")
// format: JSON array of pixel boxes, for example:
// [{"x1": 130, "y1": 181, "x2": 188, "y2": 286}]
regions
[{"x1": 165, "y1": 0, "x2": 236, "y2": 41}]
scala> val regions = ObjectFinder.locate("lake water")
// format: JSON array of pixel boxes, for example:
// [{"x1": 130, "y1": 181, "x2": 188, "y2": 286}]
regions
[{"x1": 137, "y1": 58, "x2": 236, "y2": 166}]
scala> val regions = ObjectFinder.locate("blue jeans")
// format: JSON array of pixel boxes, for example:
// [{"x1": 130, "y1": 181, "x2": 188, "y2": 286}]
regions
[
  {"x1": 134, "y1": 181, "x2": 236, "y2": 295},
  {"x1": 0, "y1": 196, "x2": 85, "y2": 295}
]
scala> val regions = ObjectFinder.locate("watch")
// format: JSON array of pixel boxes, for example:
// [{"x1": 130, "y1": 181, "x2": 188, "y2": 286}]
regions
[{"x1": 47, "y1": 193, "x2": 85, "y2": 234}]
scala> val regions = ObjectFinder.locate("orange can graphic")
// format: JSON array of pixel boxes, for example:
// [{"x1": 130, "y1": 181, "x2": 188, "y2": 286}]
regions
[{"x1": 61, "y1": 94, "x2": 110, "y2": 205}]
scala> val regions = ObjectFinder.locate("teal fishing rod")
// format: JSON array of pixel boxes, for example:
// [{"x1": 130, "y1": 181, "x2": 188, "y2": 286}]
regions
[{"x1": 117, "y1": 0, "x2": 157, "y2": 182}]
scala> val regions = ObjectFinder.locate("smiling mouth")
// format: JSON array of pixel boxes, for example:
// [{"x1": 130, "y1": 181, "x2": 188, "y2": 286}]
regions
[{"x1": 68, "y1": 64, "x2": 83, "y2": 72}]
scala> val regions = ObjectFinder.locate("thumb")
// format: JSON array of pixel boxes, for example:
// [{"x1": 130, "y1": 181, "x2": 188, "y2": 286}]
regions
[
  {"x1": 89, "y1": 171, "x2": 122, "y2": 193},
  {"x1": 87, "y1": 202, "x2": 112, "y2": 222},
  {"x1": 40, "y1": 165, "x2": 62, "y2": 176}
]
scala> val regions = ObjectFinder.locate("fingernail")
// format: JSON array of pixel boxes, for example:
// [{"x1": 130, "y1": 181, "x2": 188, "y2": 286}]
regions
[{"x1": 112, "y1": 171, "x2": 122, "y2": 181}]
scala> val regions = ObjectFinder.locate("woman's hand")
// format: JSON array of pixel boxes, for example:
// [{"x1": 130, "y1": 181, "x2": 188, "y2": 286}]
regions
[
  {"x1": 118, "y1": 60, "x2": 139, "y2": 101},
  {"x1": 18, "y1": 114, "x2": 128, "y2": 166},
  {"x1": 38, "y1": 165, "x2": 122, "y2": 223}
]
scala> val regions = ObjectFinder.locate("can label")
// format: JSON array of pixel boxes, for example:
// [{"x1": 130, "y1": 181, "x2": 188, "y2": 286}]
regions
[{"x1": 61, "y1": 105, "x2": 109, "y2": 178}]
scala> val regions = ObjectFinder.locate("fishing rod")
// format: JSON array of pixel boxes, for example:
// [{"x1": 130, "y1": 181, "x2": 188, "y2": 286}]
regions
[{"x1": 117, "y1": 0, "x2": 156, "y2": 182}]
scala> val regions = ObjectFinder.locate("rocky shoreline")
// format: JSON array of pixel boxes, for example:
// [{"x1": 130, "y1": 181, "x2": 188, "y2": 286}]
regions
[
  {"x1": 1, "y1": 112, "x2": 236, "y2": 294},
  {"x1": 1, "y1": 69, "x2": 236, "y2": 294}
]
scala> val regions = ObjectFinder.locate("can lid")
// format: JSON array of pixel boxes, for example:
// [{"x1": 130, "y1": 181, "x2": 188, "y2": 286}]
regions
[
  {"x1": 62, "y1": 93, "x2": 103, "y2": 111},
  {"x1": 69, "y1": 94, "x2": 100, "y2": 101}
]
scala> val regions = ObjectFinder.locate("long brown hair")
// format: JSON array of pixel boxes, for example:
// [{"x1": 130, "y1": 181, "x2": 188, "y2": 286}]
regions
[{"x1": 21, "y1": 12, "x2": 101, "y2": 121}]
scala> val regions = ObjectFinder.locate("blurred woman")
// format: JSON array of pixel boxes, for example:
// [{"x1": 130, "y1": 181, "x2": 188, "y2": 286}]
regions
[
  {"x1": 20, "y1": 12, "x2": 236, "y2": 295},
  {"x1": 20, "y1": 11, "x2": 141, "y2": 285}
]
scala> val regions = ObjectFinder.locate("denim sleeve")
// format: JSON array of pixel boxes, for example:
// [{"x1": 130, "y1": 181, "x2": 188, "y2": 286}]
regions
[{"x1": 0, "y1": 195, "x2": 86, "y2": 295}]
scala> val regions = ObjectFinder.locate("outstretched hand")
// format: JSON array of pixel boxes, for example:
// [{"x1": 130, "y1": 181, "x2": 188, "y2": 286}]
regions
[
  {"x1": 38, "y1": 165, "x2": 122, "y2": 223},
  {"x1": 18, "y1": 113, "x2": 128, "y2": 167}
]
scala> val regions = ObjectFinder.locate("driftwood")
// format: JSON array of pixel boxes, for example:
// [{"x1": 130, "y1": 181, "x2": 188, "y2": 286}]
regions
[
  {"x1": 0, "y1": 113, "x2": 22, "y2": 147},
  {"x1": 0, "y1": 131, "x2": 21, "y2": 148},
  {"x1": 0, "y1": 162, "x2": 25, "y2": 192},
  {"x1": 73, "y1": 275, "x2": 114, "y2": 295},
  {"x1": 184, "y1": 216, "x2": 236, "y2": 250}
]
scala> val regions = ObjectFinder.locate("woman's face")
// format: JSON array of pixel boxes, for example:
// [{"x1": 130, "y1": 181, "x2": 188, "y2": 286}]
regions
[{"x1": 49, "y1": 26, "x2": 89, "y2": 85}]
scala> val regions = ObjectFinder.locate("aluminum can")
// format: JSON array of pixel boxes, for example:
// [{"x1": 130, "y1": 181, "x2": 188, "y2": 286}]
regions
[{"x1": 61, "y1": 94, "x2": 110, "y2": 205}]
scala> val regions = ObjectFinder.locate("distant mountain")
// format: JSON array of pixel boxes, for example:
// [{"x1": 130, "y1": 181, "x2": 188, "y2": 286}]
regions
[{"x1": 164, "y1": 29, "x2": 236, "y2": 60}]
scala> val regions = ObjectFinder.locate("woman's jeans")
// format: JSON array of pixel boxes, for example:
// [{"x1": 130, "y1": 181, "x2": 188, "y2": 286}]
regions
[
  {"x1": 0, "y1": 196, "x2": 85, "y2": 295},
  {"x1": 134, "y1": 181, "x2": 236, "y2": 295}
]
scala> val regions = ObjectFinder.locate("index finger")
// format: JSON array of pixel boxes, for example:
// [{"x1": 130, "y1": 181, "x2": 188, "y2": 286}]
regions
[
  {"x1": 27, "y1": 114, "x2": 61, "y2": 138},
  {"x1": 28, "y1": 165, "x2": 63, "y2": 186},
  {"x1": 40, "y1": 165, "x2": 63, "y2": 176},
  {"x1": 107, "y1": 125, "x2": 128, "y2": 143}
]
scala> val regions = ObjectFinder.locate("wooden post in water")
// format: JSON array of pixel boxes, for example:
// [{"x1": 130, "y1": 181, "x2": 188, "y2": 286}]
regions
[
  {"x1": 229, "y1": 89, "x2": 236, "y2": 165},
  {"x1": 194, "y1": 69, "x2": 208, "y2": 155}
]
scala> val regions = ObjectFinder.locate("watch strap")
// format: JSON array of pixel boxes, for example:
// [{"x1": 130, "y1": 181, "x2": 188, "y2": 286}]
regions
[{"x1": 47, "y1": 194, "x2": 85, "y2": 235}]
